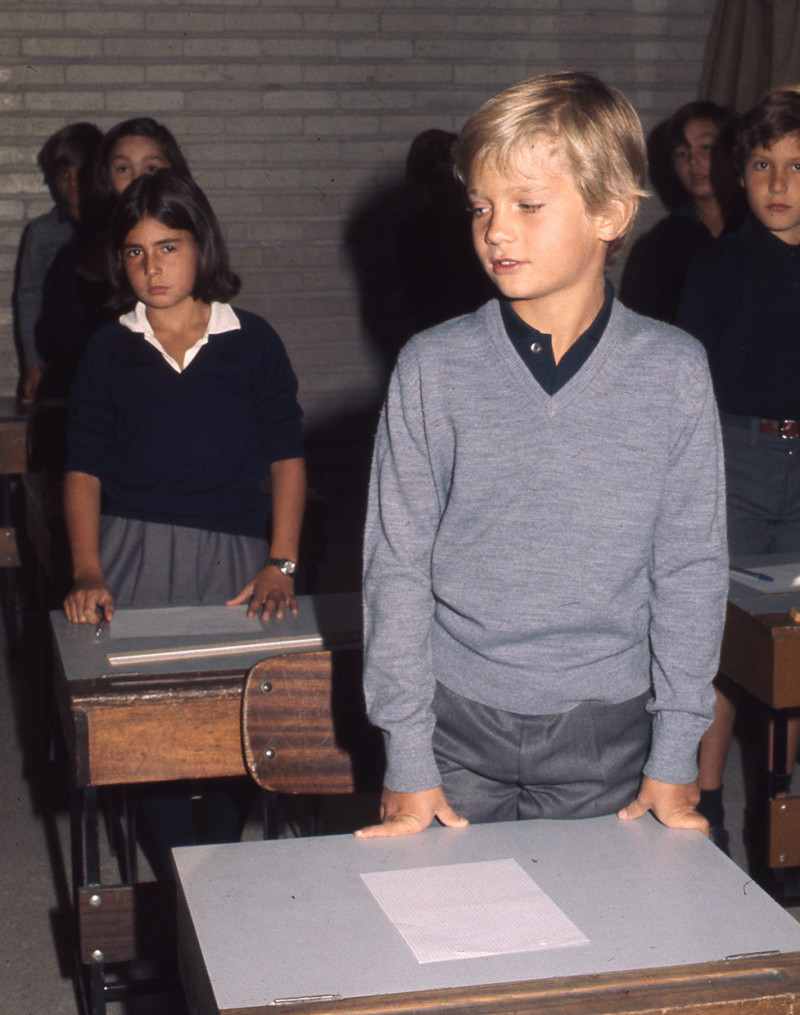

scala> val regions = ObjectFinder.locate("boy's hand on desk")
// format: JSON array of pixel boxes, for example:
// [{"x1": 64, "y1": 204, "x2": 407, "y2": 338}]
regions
[
  {"x1": 63, "y1": 578, "x2": 115, "y2": 625},
  {"x1": 226, "y1": 567, "x2": 297, "y2": 620},
  {"x1": 354, "y1": 786, "x2": 468, "y2": 838},
  {"x1": 617, "y1": 776, "x2": 709, "y2": 835}
]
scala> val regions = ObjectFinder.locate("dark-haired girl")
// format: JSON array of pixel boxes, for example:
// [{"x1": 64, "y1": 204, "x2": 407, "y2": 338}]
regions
[
  {"x1": 620, "y1": 100, "x2": 744, "y2": 324},
  {"x1": 93, "y1": 116, "x2": 191, "y2": 221},
  {"x1": 63, "y1": 169, "x2": 306, "y2": 624}
]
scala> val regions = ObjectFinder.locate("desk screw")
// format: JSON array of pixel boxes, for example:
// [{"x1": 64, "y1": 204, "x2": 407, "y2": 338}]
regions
[
  {"x1": 263, "y1": 748, "x2": 275, "y2": 760},
  {"x1": 779, "y1": 854, "x2": 788, "y2": 864},
  {"x1": 89, "y1": 894, "x2": 102, "y2": 907},
  {"x1": 91, "y1": 949, "x2": 104, "y2": 963},
  {"x1": 261, "y1": 681, "x2": 273, "y2": 694}
]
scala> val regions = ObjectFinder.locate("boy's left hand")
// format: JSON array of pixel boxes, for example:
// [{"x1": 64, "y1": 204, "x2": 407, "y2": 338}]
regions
[
  {"x1": 617, "y1": 776, "x2": 709, "y2": 835},
  {"x1": 226, "y1": 566, "x2": 297, "y2": 620}
]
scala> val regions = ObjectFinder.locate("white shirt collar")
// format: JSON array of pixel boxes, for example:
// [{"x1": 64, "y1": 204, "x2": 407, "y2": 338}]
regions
[{"x1": 119, "y1": 301, "x2": 240, "y2": 372}]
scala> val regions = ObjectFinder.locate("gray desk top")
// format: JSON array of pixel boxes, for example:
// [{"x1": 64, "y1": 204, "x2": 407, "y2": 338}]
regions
[
  {"x1": 49, "y1": 592, "x2": 361, "y2": 682},
  {"x1": 729, "y1": 552, "x2": 800, "y2": 616},
  {"x1": 173, "y1": 815, "x2": 800, "y2": 1010}
]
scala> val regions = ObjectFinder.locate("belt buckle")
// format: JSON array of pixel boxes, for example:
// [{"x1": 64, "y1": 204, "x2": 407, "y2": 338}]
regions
[{"x1": 779, "y1": 420, "x2": 798, "y2": 440}]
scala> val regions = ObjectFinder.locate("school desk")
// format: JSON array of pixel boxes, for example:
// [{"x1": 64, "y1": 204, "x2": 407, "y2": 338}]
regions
[
  {"x1": 0, "y1": 395, "x2": 31, "y2": 477},
  {"x1": 721, "y1": 554, "x2": 800, "y2": 878},
  {"x1": 50, "y1": 593, "x2": 361, "y2": 1015},
  {"x1": 0, "y1": 396, "x2": 35, "y2": 644},
  {"x1": 173, "y1": 813, "x2": 800, "y2": 1015}
]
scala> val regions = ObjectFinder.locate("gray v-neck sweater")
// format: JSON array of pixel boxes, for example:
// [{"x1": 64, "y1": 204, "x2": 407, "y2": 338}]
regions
[{"x1": 363, "y1": 298, "x2": 728, "y2": 793}]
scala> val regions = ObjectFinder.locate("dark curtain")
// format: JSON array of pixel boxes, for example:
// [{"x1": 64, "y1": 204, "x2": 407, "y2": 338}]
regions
[{"x1": 699, "y1": 0, "x2": 800, "y2": 110}]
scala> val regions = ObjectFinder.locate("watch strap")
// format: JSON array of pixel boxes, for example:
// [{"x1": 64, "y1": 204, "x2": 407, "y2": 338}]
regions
[{"x1": 266, "y1": 557, "x2": 297, "y2": 576}]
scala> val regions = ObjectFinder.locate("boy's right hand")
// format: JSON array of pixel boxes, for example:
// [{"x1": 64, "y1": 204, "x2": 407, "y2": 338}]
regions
[
  {"x1": 354, "y1": 786, "x2": 468, "y2": 838},
  {"x1": 63, "y1": 576, "x2": 115, "y2": 625}
]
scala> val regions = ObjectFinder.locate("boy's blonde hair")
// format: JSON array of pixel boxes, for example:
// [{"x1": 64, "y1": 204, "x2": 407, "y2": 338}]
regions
[{"x1": 453, "y1": 71, "x2": 647, "y2": 259}]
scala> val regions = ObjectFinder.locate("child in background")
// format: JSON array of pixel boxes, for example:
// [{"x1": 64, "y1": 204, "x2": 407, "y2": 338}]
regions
[
  {"x1": 15, "y1": 122, "x2": 103, "y2": 400},
  {"x1": 63, "y1": 169, "x2": 305, "y2": 624},
  {"x1": 39, "y1": 118, "x2": 192, "y2": 400},
  {"x1": 620, "y1": 100, "x2": 742, "y2": 324},
  {"x1": 678, "y1": 88, "x2": 800, "y2": 848},
  {"x1": 357, "y1": 72, "x2": 727, "y2": 840},
  {"x1": 92, "y1": 116, "x2": 191, "y2": 222}
]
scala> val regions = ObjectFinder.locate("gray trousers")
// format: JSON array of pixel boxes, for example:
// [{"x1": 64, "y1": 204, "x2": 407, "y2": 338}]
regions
[
  {"x1": 100, "y1": 516, "x2": 266, "y2": 606},
  {"x1": 432, "y1": 682, "x2": 652, "y2": 822}
]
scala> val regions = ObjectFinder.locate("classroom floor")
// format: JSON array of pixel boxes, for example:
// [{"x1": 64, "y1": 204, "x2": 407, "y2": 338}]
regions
[{"x1": 2, "y1": 442, "x2": 800, "y2": 1013}]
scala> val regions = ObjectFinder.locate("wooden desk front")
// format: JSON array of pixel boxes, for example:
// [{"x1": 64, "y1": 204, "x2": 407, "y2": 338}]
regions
[
  {"x1": 51, "y1": 594, "x2": 361, "y2": 788},
  {"x1": 0, "y1": 396, "x2": 35, "y2": 574},
  {"x1": 0, "y1": 395, "x2": 32, "y2": 475},
  {"x1": 174, "y1": 814, "x2": 800, "y2": 1015},
  {"x1": 721, "y1": 557, "x2": 800, "y2": 870},
  {"x1": 50, "y1": 595, "x2": 361, "y2": 1015}
]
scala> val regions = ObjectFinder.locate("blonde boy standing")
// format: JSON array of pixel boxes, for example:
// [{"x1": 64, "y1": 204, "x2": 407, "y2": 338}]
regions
[{"x1": 358, "y1": 73, "x2": 728, "y2": 839}]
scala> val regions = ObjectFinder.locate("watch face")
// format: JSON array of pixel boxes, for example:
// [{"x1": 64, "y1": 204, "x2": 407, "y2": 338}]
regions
[{"x1": 280, "y1": 561, "x2": 296, "y2": 576}]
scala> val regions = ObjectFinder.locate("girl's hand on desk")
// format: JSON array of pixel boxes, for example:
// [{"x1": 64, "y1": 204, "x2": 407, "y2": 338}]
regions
[
  {"x1": 63, "y1": 577, "x2": 115, "y2": 625},
  {"x1": 226, "y1": 566, "x2": 298, "y2": 620}
]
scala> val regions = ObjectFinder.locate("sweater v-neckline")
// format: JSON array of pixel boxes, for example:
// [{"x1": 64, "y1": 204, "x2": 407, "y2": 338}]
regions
[{"x1": 484, "y1": 298, "x2": 620, "y2": 416}]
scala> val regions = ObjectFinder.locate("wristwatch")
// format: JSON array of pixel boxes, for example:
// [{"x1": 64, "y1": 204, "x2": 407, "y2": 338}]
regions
[{"x1": 266, "y1": 557, "x2": 297, "y2": 577}]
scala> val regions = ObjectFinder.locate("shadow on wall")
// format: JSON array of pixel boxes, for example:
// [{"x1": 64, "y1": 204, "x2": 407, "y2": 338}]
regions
[
  {"x1": 345, "y1": 128, "x2": 496, "y2": 377},
  {"x1": 304, "y1": 131, "x2": 497, "y2": 590}
]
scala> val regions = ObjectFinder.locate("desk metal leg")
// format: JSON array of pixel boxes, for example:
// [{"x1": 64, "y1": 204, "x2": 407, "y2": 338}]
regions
[
  {"x1": 88, "y1": 965, "x2": 106, "y2": 1015},
  {"x1": 70, "y1": 783, "x2": 181, "y2": 1014},
  {"x1": 84, "y1": 786, "x2": 101, "y2": 886},
  {"x1": 755, "y1": 708, "x2": 800, "y2": 899},
  {"x1": 772, "y1": 712, "x2": 790, "y2": 785},
  {"x1": 71, "y1": 785, "x2": 108, "y2": 1015},
  {"x1": 123, "y1": 789, "x2": 138, "y2": 884}
]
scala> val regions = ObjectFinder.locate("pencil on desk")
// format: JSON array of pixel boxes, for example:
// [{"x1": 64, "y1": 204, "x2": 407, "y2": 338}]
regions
[{"x1": 730, "y1": 565, "x2": 774, "y2": 583}]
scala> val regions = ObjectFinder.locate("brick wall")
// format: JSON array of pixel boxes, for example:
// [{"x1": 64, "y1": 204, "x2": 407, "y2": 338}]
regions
[{"x1": 1, "y1": 0, "x2": 715, "y2": 431}]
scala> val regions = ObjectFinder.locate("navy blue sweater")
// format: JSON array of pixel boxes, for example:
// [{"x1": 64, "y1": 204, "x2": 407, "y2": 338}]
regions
[
  {"x1": 677, "y1": 214, "x2": 800, "y2": 419},
  {"x1": 67, "y1": 308, "x2": 304, "y2": 538}
]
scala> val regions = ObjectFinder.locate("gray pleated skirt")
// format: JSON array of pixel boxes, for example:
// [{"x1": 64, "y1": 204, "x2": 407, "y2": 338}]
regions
[{"x1": 100, "y1": 516, "x2": 267, "y2": 608}]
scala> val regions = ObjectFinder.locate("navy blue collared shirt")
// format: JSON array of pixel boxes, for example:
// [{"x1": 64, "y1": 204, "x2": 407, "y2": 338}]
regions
[{"x1": 500, "y1": 279, "x2": 614, "y2": 394}]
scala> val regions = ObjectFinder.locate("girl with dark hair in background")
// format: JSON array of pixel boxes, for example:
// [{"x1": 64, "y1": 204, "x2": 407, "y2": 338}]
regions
[
  {"x1": 38, "y1": 117, "x2": 192, "y2": 401},
  {"x1": 620, "y1": 100, "x2": 744, "y2": 323}
]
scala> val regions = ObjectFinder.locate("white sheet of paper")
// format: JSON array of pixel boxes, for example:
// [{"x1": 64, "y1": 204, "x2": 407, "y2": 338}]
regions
[
  {"x1": 730, "y1": 563, "x2": 800, "y2": 593},
  {"x1": 360, "y1": 858, "x2": 589, "y2": 964}
]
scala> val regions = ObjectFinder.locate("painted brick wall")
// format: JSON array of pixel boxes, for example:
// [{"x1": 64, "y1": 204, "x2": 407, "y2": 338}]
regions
[{"x1": 1, "y1": 0, "x2": 715, "y2": 429}]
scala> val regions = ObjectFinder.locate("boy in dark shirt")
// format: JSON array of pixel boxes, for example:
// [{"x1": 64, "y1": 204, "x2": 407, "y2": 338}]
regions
[{"x1": 678, "y1": 88, "x2": 800, "y2": 845}]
